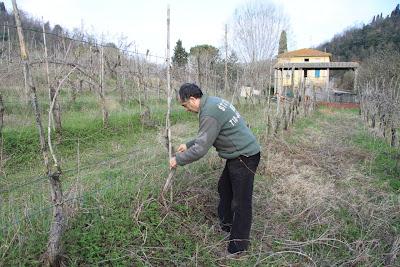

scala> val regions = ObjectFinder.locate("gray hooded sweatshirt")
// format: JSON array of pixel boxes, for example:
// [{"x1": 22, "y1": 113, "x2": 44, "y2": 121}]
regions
[{"x1": 175, "y1": 95, "x2": 260, "y2": 166}]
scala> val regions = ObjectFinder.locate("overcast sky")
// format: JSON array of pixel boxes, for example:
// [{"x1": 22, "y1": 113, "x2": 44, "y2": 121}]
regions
[{"x1": 4, "y1": 0, "x2": 399, "y2": 59}]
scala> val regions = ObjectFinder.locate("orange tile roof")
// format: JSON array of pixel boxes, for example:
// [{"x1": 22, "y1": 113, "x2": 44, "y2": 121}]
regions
[{"x1": 278, "y1": 48, "x2": 332, "y2": 58}]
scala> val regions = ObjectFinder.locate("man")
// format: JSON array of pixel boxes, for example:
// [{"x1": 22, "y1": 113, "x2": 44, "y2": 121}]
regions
[{"x1": 170, "y1": 83, "x2": 261, "y2": 256}]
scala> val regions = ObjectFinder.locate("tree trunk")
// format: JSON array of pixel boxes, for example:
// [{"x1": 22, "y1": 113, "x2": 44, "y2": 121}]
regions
[
  {"x1": 391, "y1": 127, "x2": 397, "y2": 147},
  {"x1": 224, "y1": 24, "x2": 229, "y2": 92},
  {"x1": 71, "y1": 81, "x2": 77, "y2": 103},
  {"x1": 197, "y1": 56, "x2": 201, "y2": 87},
  {"x1": 50, "y1": 83, "x2": 62, "y2": 143},
  {"x1": 1, "y1": 24, "x2": 5, "y2": 64},
  {"x1": 118, "y1": 71, "x2": 125, "y2": 103},
  {"x1": 371, "y1": 113, "x2": 376, "y2": 128},
  {"x1": 13, "y1": 1, "x2": 64, "y2": 266}
]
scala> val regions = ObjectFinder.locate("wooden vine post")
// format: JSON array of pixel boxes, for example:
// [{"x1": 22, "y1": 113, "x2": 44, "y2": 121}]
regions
[
  {"x1": 0, "y1": 94, "x2": 3, "y2": 174},
  {"x1": 161, "y1": 5, "x2": 176, "y2": 208}
]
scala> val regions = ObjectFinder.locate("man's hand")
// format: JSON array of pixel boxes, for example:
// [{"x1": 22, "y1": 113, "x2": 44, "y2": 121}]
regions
[
  {"x1": 170, "y1": 157, "x2": 177, "y2": 169},
  {"x1": 177, "y1": 144, "x2": 187, "y2": 153}
]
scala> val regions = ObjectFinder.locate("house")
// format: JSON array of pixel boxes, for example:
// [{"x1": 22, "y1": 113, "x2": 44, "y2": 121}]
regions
[
  {"x1": 273, "y1": 48, "x2": 359, "y2": 101},
  {"x1": 276, "y1": 48, "x2": 331, "y2": 91}
]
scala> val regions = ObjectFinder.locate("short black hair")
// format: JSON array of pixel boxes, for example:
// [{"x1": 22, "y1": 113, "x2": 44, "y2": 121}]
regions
[{"x1": 179, "y1": 83, "x2": 203, "y2": 101}]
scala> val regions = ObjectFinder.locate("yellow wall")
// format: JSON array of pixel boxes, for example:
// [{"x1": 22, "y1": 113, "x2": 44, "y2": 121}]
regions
[{"x1": 277, "y1": 56, "x2": 330, "y2": 91}]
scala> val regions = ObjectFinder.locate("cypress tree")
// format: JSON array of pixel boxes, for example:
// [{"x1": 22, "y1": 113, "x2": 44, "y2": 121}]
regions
[
  {"x1": 0, "y1": 2, "x2": 5, "y2": 14},
  {"x1": 172, "y1": 39, "x2": 188, "y2": 67},
  {"x1": 278, "y1": 30, "x2": 288, "y2": 54}
]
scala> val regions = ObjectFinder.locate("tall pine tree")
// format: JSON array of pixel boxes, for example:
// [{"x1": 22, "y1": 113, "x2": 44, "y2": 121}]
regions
[
  {"x1": 278, "y1": 30, "x2": 288, "y2": 54},
  {"x1": 172, "y1": 39, "x2": 188, "y2": 67}
]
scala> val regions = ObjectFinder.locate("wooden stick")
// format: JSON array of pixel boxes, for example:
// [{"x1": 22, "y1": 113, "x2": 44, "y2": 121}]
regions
[{"x1": 160, "y1": 5, "x2": 174, "y2": 209}]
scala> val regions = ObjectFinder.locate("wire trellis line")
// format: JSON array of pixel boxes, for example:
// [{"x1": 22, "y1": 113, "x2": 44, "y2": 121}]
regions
[
  {"x1": 0, "y1": 148, "x2": 141, "y2": 195},
  {"x1": 0, "y1": 24, "x2": 167, "y2": 60}
]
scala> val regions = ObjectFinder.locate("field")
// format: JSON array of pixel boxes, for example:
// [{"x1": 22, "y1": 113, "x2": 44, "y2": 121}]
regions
[{"x1": 0, "y1": 90, "x2": 399, "y2": 266}]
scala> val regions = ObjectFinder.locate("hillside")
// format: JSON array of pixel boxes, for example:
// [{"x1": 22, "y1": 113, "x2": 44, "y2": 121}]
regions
[{"x1": 317, "y1": 4, "x2": 400, "y2": 62}]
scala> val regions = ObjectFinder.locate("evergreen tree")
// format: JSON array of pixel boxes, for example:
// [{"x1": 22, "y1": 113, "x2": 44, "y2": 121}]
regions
[
  {"x1": 0, "y1": 2, "x2": 5, "y2": 14},
  {"x1": 278, "y1": 30, "x2": 288, "y2": 54},
  {"x1": 392, "y1": 4, "x2": 400, "y2": 16},
  {"x1": 0, "y1": 2, "x2": 7, "y2": 42},
  {"x1": 172, "y1": 39, "x2": 188, "y2": 67}
]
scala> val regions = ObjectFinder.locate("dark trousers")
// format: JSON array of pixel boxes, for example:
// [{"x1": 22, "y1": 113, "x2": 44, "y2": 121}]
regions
[{"x1": 218, "y1": 152, "x2": 260, "y2": 253}]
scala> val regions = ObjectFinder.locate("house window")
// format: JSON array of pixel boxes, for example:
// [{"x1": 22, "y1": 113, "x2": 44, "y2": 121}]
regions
[
  {"x1": 304, "y1": 70, "x2": 308, "y2": 78},
  {"x1": 304, "y1": 58, "x2": 309, "y2": 62},
  {"x1": 315, "y1": 69, "x2": 320, "y2": 78}
]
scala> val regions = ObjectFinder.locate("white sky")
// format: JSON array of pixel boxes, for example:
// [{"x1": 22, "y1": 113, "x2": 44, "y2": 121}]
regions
[{"x1": 4, "y1": 0, "x2": 398, "y2": 59}]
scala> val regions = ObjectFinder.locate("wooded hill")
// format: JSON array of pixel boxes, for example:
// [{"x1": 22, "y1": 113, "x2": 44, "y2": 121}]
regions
[{"x1": 317, "y1": 4, "x2": 400, "y2": 62}]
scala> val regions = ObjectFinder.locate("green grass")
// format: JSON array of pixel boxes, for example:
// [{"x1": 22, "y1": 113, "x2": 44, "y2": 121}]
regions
[
  {"x1": 2, "y1": 95, "x2": 399, "y2": 266},
  {"x1": 352, "y1": 131, "x2": 400, "y2": 190},
  {"x1": 1, "y1": 99, "x2": 193, "y2": 175},
  {"x1": 0, "y1": 93, "x2": 210, "y2": 266},
  {"x1": 284, "y1": 108, "x2": 323, "y2": 144},
  {"x1": 61, "y1": 174, "x2": 216, "y2": 266}
]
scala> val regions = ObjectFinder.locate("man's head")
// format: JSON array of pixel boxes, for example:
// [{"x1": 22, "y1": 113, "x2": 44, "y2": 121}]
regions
[{"x1": 178, "y1": 83, "x2": 203, "y2": 113}]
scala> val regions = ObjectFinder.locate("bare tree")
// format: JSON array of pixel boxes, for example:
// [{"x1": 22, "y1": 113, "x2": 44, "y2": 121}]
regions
[
  {"x1": 189, "y1": 44, "x2": 219, "y2": 91},
  {"x1": 232, "y1": 1, "x2": 288, "y2": 62},
  {"x1": 231, "y1": 0, "x2": 288, "y2": 94},
  {"x1": 358, "y1": 49, "x2": 400, "y2": 148}
]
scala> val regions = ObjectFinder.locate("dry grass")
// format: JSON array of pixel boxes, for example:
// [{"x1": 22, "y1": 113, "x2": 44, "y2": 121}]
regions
[
  {"x1": 245, "y1": 109, "x2": 400, "y2": 265},
  {"x1": 146, "y1": 107, "x2": 400, "y2": 265}
]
